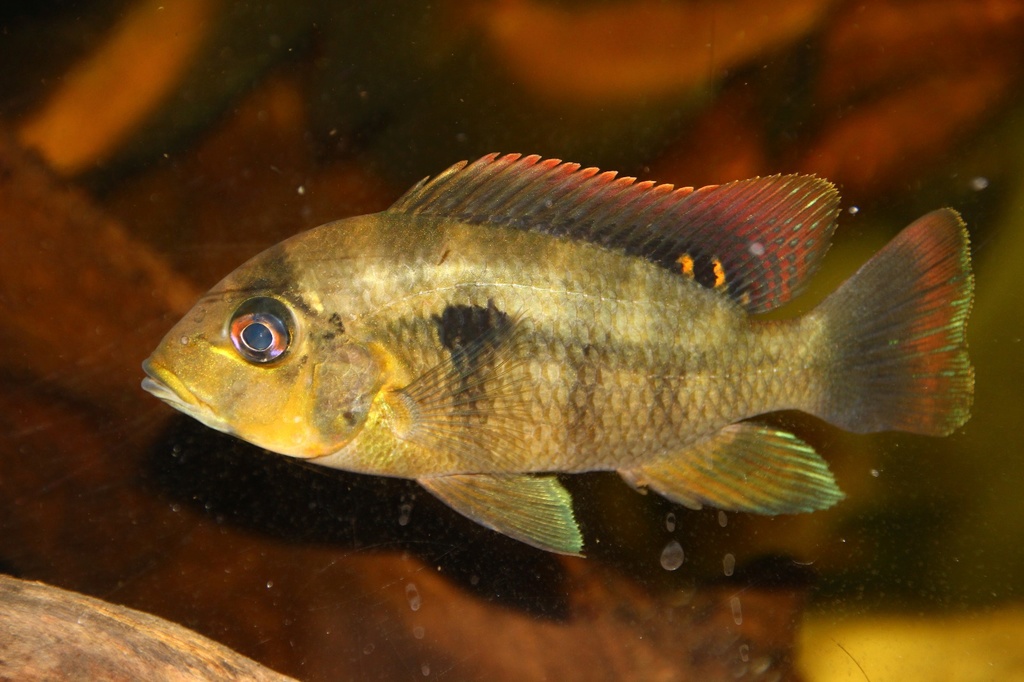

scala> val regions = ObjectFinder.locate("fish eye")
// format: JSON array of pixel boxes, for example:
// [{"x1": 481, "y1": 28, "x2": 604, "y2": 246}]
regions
[{"x1": 229, "y1": 297, "x2": 293, "y2": 364}]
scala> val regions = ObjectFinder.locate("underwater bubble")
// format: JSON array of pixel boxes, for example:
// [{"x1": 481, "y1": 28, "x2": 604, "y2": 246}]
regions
[
  {"x1": 847, "y1": 206, "x2": 860, "y2": 216},
  {"x1": 750, "y1": 657, "x2": 772, "y2": 675},
  {"x1": 665, "y1": 512, "x2": 676, "y2": 532},
  {"x1": 739, "y1": 643, "x2": 749, "y2": 662},
  {"x1": 266, "y1": 580, "x2": 273, "y2": 589},
  {"x1": 421, "y1": 662, "x2": 431, "y2": 676},
  {"x1": 660, "y1": 540, "x2": 685, "y2": 571},
  {"x1": 970, "y1": 176, "x2": 989, "y2": 191},
  {"x1": 870, "y1": 468, "x2": 881, "y2": 477},
  {"x1": 405, "y1": 582, "x2": 422, "y2": 612},
  {"x1": 718, "y1": 511, "x2": 728, "y2": 527},
  {"x1": 179, "y1": 335, "x2": 190, "y2": 346},
  {"x1": 363, "y1": 643, "x2": 375, "y2": 655},
  {"x1": 723, "y1": 553, "x2": 735, "y2": 577},
  {"x1": 398, "y1": 503, "x2": 413, "y2": 527},
  {"x1": 730, "y1": 596, "x2": 743, "y2": 625},
  {"x1": 748, "y1": 241, "x2": 765, "y2": 257},
  {"x1": 413, "y1": 625, "x2": 425, "y2": 640}
]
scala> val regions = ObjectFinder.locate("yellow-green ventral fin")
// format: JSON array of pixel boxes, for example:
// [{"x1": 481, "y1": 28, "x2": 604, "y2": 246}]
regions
[
  {"x1": 620, "y1": 423, "x2": 844, "y2": 514},
  {"x1": 418, "y1": 474, "x2": 583, "y2": 555}
]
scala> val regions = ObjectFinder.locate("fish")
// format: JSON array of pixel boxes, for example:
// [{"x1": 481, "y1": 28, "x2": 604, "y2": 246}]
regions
[{"x1": 142, "y1": 153, "x2": 974, "y2": 556}]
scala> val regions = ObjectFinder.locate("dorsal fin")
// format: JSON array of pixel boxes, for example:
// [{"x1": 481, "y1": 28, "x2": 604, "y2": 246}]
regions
[{"x1": 388, "y1": 153, "x2": 841, "y2": 313}]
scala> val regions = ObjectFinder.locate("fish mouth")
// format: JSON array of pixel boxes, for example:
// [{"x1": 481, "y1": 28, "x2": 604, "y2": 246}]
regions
[{"x1": 141, "y1": 358, "x2": 229, "y2": 434}]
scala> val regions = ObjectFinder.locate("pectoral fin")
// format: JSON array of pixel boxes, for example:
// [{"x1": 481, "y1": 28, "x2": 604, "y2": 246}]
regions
[
  {"x1": 418, "y1": 473, "x2": 583, "y2": 556},
  {"x1": 620, "y1": 423, "x2": 844, "y2": 514},
  {"x1": 395, "y1": 301, "x2": 532, "y2": 471}
]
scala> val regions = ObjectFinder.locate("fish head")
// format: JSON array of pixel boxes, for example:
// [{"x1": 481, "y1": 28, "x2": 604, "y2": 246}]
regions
[{"x1": 142, "y1": 263, "x2": 383, "y2": 459}]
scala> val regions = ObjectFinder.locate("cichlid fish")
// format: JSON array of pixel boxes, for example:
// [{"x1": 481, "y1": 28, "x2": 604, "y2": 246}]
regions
[{"x1": 142, "y1": 153, "x2": 974, "y2": 555}]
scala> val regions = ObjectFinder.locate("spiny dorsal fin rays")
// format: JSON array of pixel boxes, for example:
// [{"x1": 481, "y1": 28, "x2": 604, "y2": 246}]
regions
[{"x1": 388, "y1": 153, "x2": 840, "y2": 313}]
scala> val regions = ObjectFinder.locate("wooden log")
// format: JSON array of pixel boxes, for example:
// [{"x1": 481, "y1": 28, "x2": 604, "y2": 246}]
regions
[{"x1": 0, "y1": 574, "x2": 297, "y2": 681}]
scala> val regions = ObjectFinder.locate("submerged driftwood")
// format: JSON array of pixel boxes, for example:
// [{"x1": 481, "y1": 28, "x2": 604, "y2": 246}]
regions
[{"x1": 0, "y1": 574, "x2": 296, "y2": 681}]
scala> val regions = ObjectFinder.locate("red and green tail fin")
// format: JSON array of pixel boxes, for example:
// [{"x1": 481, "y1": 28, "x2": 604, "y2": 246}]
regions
[{"x1": 812, "y1": 209, "x2": 974, "y2": 435}]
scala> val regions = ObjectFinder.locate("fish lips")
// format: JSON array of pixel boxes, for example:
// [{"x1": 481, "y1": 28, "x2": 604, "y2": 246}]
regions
[{"x1": 141, "y1": 358, "x2": 230, "y2": 435}]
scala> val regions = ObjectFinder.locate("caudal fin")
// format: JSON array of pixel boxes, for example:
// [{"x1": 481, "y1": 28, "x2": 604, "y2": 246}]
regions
[{"x1": 813, "y1": 209, "x2": 974, "y2": 435}]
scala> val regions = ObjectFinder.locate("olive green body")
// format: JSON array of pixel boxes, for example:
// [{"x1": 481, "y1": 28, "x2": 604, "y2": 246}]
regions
[
  {"x1": 268, "y1": 212, "x2": 822, "y2": 478},
  {"x1": 143, "y1": 155, "x2": 972, "y2": 555}
]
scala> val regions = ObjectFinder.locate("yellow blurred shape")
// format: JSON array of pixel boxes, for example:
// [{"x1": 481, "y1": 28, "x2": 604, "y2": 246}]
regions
[
  {"x1": 17, "y1": 0, "x2": 214, "y2": 175},
  {"x1": 800, "y1": 608, "x2": 1024, "y2": 681},
  {"x1": 484, "y1": 0, "x2": 833, "y2": 103}
]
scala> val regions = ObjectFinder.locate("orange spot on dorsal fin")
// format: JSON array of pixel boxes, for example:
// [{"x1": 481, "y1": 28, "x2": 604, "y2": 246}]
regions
[
  {"x1": 677, "y1": 253, "x2": 695, "y2": 278},
  {"x1": 712, "y1": 257, "x2": 727, "y2": 290},
  {"x1": 388, "y1": 154, "x2": 841, "y2": 313}
]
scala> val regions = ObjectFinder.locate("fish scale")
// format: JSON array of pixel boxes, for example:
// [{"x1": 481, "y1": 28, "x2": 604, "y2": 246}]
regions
[
  {"x1": 337, "y1": 229, "x2": 821, "y2": 473},
  {"x1": 142, "y1": 153, "x2": 973, "y2": 555}
]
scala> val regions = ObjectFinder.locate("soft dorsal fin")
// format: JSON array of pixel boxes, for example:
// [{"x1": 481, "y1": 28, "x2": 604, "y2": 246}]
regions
[{"x1": 388, "y1": 153, "x2": 841, "y2": 313}]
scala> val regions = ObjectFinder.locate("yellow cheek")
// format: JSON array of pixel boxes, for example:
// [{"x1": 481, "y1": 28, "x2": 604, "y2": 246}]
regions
[{"x1": 221, "y1": 374, "x2": 328, "y2": 458}]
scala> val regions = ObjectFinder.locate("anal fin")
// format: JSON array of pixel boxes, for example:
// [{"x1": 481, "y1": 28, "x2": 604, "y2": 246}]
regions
[
  {"x1": 620, "y1": 423, "x2": 844, "y2": 514},
  {"x1": 418, "y1": 474, "x2": 583, "y2": 556}
]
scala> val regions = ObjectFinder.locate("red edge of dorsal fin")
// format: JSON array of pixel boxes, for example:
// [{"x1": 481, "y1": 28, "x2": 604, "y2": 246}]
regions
[{"x1": 388, "y1": 153, "x2": 841, "y2": 313}]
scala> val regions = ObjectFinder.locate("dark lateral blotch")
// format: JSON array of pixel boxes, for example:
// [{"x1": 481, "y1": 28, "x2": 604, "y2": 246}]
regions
[{"x1": 434, "y1": 299, "x2": 511, "y2": 353}]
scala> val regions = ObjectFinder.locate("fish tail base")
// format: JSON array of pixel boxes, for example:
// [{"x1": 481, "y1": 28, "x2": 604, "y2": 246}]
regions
[{"x1": 813, "y1": 209, "x2": 974, "y2": 435}]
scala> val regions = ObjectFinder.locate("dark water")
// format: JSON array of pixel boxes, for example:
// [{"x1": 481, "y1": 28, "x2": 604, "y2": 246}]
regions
[{"x1": 2, "y1": 2, "x2": 1023, "y2": 680}]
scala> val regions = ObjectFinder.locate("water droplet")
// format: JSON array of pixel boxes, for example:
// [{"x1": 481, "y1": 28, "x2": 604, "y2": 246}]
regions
[
  {"x1": 405, "y1": 582, "x2": 422, "y2": 611},
  {"x1": 718, "y1": 511, "x2": 728, "y2": 527},
  {"x1": 398, "y1": 503, "x2": 413, "y2": 527},
  {"x1": 660, "y1": 540, "x2": 685, "y2": 571},
  {"x1": 266, "y1": 580, "x2": 274, "y2": 589},
  {"x1": 730, "y1": 596, "x2": 743, "y2": 625},
  {"x1": 297, "y1": 185, "x2": 306, "y2": 195},
  {"x1": 363, "y1": 643, "x2": 375, "y2": 655},
  {"x1": 421, "y1": 662, "x2": 431, "y2": 676},
  {"x1": 970, "y1": 176, "x2": 989, "y2": 191},
  {"x1": 179, "y1": 335, "x2": 190, "y2": 346},
  {"x1": 723, "y1": 553, "x2": 735, "y2": 577},
  {"x1": 739, "y1": 643, "x2": 749, "y2": 662},
  {"x1": 748, "y1": 241, "x2": 765, "y2": 257},
  {"x1": 413, "y1": 626, "x2": 425, "y2": 639},
  {"x1": 750, "y1": 656, "x2": 772, "y2": 675},
  {"x1": 847, "y1": 205, "x2": 860, "y2": 215},
  {"x1": 870, "y1": 468, "x2": 881, "y2": 478},
  {"x1": 665, "y1": 512, "x2": 676, "y2": 532}
]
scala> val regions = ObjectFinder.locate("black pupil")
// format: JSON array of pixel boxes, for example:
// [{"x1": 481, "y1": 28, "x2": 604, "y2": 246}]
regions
[{"x1": 241, "y1": 321, "x2": 274, "y2": 351}]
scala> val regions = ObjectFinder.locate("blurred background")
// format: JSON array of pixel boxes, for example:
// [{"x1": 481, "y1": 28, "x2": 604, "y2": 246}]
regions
[{"x1": 2, "y1": 1, "x2": 1023, "y2": 679}]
